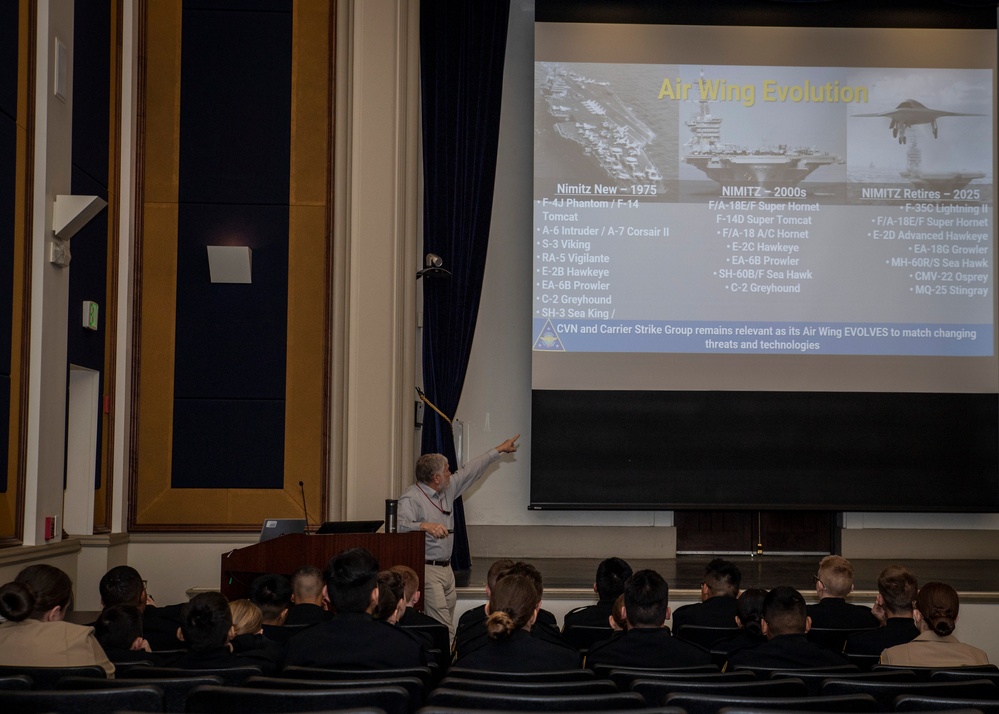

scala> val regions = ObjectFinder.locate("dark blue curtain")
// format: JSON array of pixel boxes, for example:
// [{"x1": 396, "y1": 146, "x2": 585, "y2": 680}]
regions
[{"x1": 420, "y1": 2, "x2": 510, "y2": 573}]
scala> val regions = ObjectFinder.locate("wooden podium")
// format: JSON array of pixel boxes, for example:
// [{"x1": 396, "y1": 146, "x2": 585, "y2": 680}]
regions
[{"x1": 220, "y1": 532, "x2": 425, "y2": 606}]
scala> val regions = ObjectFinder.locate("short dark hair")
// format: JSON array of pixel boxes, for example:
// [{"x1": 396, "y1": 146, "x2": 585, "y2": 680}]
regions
[
  {"x1": 595, "y1": 557, "x2": 632, "y2": 601},
  {"x1": 95, "y1": 604, "x2": 144, "y2": 650},
  {"x1": 497, "y1": 561, "x2": 544, "y2": 598},
  {"x1": 762, "y1": 585, "x2": 807, "y2": 636},
  {"x1": 374, "y1": 570, "x2": 405, "y2": 622},
  {"x1": 704, "y1": 558, "x2": 741, "y2": 596},
  {"x1": 878, "y1": 565, "x2": 918, "y2": 615},
  {"x1": 181, "y1": 592, "x2": 232, "y2": 652},
  {"x1": 291, "y1": 566, "x2": 324, "y2": 601},
  {"x1": 249, "y1": 573, "x2": 292, "y2": 621},
  {"x1": 324, "y1": 547, "x2": 379, "y2": 614},
  {"x1": 99, "y1": 566, "x2": 145, "y2": 608},
  {"x1": 623, "y1": 569, "x2": 669, "y2": 627}
]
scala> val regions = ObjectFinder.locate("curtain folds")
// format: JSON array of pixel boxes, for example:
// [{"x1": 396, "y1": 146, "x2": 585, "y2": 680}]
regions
[{"x1": 419, "y1": 2, "x2": 511, "y2": 573}]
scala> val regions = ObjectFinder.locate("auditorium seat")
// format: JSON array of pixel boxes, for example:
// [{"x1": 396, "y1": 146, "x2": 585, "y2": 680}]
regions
[
  {"x1": 245, "y1": 675, "x2": 426, "y2": 709},
  {"x1": 807, "y1": 627, "x2": 876, "y2": 652},
  {"x1": 676, "y1": 625, "x2": 744, "y2": 649},
  {"x1": 874, "y1": 664, "x2": 999, "y2": 683},
  {"x1": 846, "y1": 652, "x2": 882, "y2": 672},
  {"x1": 424, "y1": 688, "x2": 647, "y2": 711},
  {"x1": 631, "y1": 677, "x2": 809, "y2": 706},
  {"x1": 563, "y1": 624, "x2": 615, "y2": 653},
  {"x1": 436, "y1": 676, "x2": 617, "y2": 696},
  {"x1": 606, "y1": 668, "x2": 755, "y2": 691},
  {"x1": 770, "y1": 668, "x2": 918, "y2": 696},
  {"x1": 893, "y1": 694, "x2": 999, "y2": 712},
  {"x1": 820, "y1": 678, "x2": 999, "y2": 709},
  {"x1": 931, "y1": 668, "x2": 999, "y2": 687},
  {"x1": 281, "y1": 665, "x2": 435, "y2": 689},
  {"x1": 0, "y1": 675, "x2": 31, "y2": 690},
  {"x1": 446, "y1": 667, "x2": 595, "y2": 682},
  {"x1": 119, "y1": 664, "x2": 262, "y2": 686},
  {"x1": 0, "y1": 685, "x2": 164, "y2": 713},
  {"x1": 731, "y1": 664, "x2": 859, "y2": 681},
  {"x1": 0, "y1": 664, "x2": 107, "y2": 689},
  {"x1": 57, "y1": 673, "x2": 221, "y2": 713},
  {"x1": 185, "y1": 683, "x2": 411, "y2": 714},
  {"x1": 417, "y1": 708, "x2": 685, "y2": 714},
  {"x1": 589, "y1": 663, "x2": 719, "y2": 680},
  {"x1": 663, "y1": 692, "x2": 880, "y2": 714}
]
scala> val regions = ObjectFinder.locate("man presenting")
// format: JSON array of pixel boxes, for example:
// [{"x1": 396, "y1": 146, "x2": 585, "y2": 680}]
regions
[{"x1": 397, "y1": 435, "x2": 520, "y2": 638}]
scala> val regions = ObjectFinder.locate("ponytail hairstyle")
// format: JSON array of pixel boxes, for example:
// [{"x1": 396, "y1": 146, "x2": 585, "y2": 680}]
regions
[
  {"x1": 485, "y1": 574, "x2": 539, "y2": 641},
  {"x1": 0, "y1": 564, "x2": 73, "y2": 621},
  {"x1": 916, "y1": 582, "x2": 960, "y2": 637},
  {"x1": 737, "y1": 587, "x2": 768, "y2": 637}
]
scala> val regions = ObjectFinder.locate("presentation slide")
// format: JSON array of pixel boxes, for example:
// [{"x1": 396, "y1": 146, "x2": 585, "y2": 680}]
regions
[{"x1": 532, "y1": 24, "x2": 996, "y2": 367}]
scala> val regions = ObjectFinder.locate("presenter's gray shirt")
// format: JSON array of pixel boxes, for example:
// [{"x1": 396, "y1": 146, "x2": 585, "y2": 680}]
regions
[{"x1": 397, "y1": 449, "x2": 500, "y2": 561}]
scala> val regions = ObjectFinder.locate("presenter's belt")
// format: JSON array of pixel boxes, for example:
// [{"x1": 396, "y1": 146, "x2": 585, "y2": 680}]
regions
[{"x1": 426, "y1": 559, "x2": 451, "y2": 567}]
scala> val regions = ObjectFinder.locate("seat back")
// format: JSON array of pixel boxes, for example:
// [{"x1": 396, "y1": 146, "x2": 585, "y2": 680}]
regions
[
  {"x1": 119, "y1": 664, "x2": 262, "y2": 686},
  {"x1": 844, "y1": 652, "x2": 881, "y2": 672},
  {"x1": 770, "y1": 668, "x2": 917, "y2": 696},
  {"x1": 664, "y1": 692, "x2": 880, "y2": 714},
  {"x1": 607, "y1": 668, "x2": 755, "y2": 691},
  {"x1": 400, "y1": 621, "x2": 450, "y2": 655},
  {"x1": 893, "y1": 694, "x2": 999, "y2": 713},
  {"x1": 425, "y1": 688, "x2": 647, "y2": 711},
  {"x1": 445, "y1": 666, "x2": 594, "y2": 682},
  {"x1": 807, "y1": 627, "x2": 875, "y2": 652},
  {"x1": 732, "y1": 664, "x2": 858, "y2": 681},
  {"x1": 0, "y1": 685, "x2": 164, "y2": 713},
  {"x1": 931, "y1": 668, "x2": 999, "y2": 687},
  {"x1": 245, "y1": 675, "x2": 425, "y2": 708},
  {"x1": 675, "y1": 625, "x2": 744, "y2": 649},
  {"x1": 821, "y1": 678, "x2": 999, "y2": 709},
  {"x1": 57, "y1": 674, "x2": 221, "y2": 713},
  {"x1": 0, "y1": 675, "x2": 32, "y2": 690},
  {"x1": 589, "y1": 663, "x2": 718, "y2": 680},
  {"x1": 185, "y1": 683, "x2": 411, "y2": 714},
  {"x1": 281, "y1": 664, "x2": 434, "y2": 688},
  {"x1": 563, "y1": 625, "x2": 615, "y2": 652},
  {"x1": 632, "y1": 677, "x2": 809, "y2": 706},
  {"x1": 0, "y1": 664, "x2": 106, "y2": 689},
  {"x1": 437, "y1": 677, "x2": 617, "y2": 696}
]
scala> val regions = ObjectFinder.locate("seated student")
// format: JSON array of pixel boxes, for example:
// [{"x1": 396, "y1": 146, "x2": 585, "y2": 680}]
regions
[
  {"x1": 456, "y1": 560, "x2": 572, "y2": 659},
  {"x1": 284, "y1": 566, "x2": 331, "y2": 626},
  {"x1": 171, "y1": 592, "x2": 277, "y2": 674},
  {"x1": 0, "y1": 565, "x2": 114, "y2": 676},
  {"x1": 609, "y1": 594, "x2": 628, "y2": 631},
  {"x1": 454, "y1": 574, "x2": 581, "y2": 672},
  {"x1": 563, "y1": 557, "x2": 632, "y2": 630},
  {"x1": 98, "y1": 565, "x2": 184, "y2": 650},
  {"x1": 881, "y1": 582, "x2": 989, "y2": 667},
  {"x1": 249, "y1": 574, "x2": 293, "y2": 643},
  {"x1": 726, "y1": 585, "x2": 849, "y2": 669},
  {"x1": 282, "y1": 547, "x2": 431, "y2": 669},
  {"x1": 807, "y1": 556, "x2": 879, "y2": 630},
  {"x1": 846, "y1": 565, "x2": 920, "y2": 656},
  {"x1": 390, "y1": 564, "x2": 446, "y2": 628},
  {"x1": 715, "y1": 588, "x2": 768, "y2": 656},
  {"x1": 586, "y1": 569, "x2": 713, "y2": 670},
  {"x1": 94, "y1": 604, "x2": 155, "y2": 664},
  {"x1": 672, "y1": 558, "x2": 742, "y2": 632},
  {"x1": 373, "y1": 570, "x2": 407, "y2": 624},
  {"x1": 228, "y1": 598, "x2": 282, "y2": 663}
]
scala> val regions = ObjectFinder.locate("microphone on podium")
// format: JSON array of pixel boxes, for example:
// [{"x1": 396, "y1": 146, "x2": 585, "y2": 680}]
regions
[{"x1": 299, "y1": 480, "x2": 311, "y2": 534}]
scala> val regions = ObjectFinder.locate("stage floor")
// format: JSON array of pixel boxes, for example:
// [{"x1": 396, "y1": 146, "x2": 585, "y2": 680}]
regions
[{"x1": 462, "y1": 555, "x2": 999, "y2": 602}]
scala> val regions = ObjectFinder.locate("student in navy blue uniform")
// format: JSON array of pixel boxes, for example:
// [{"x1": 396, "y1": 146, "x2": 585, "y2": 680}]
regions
[
  {"x1": 282, "y1": 547, "x2": 431, "y2": 670},
  {"x1": 586, "y1": 569, "x2": 712, "y2": 670},
  {"x1": 726, "y1": 586, "x2": 849, "y2": 670},
  {"x1": 807, "y1": 555, "x2": 879, "y2": 630},
  {"x1": 171, "y1": 592, "x2": 277, "y2": 674},
  {"x1": 284, "y1": 566, "x2": 332, "y2": 626},
  {"x1": 846, "y1": 565, "x2": 920, "y2": 656},
  {"x1": 250, "y1": 573, "x2": 294, "y2": 643},
  {"x1": 563, "y1": 557, "x2": 632, "y2": 630},
  {"x1": 97, "y1": 565, "x2": 185, "y2": 651},
  {"x1": 672, "y1": 558, "x2": 742, "y2": 632},
  {"x1": 455, "y1": 574, "x2": 581, "y2": 672}
]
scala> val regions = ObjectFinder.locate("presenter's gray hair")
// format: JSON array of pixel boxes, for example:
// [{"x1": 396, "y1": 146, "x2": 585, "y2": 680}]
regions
[{"x1": 416, "y1": 453, "x2": 449, "y2": 484}]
